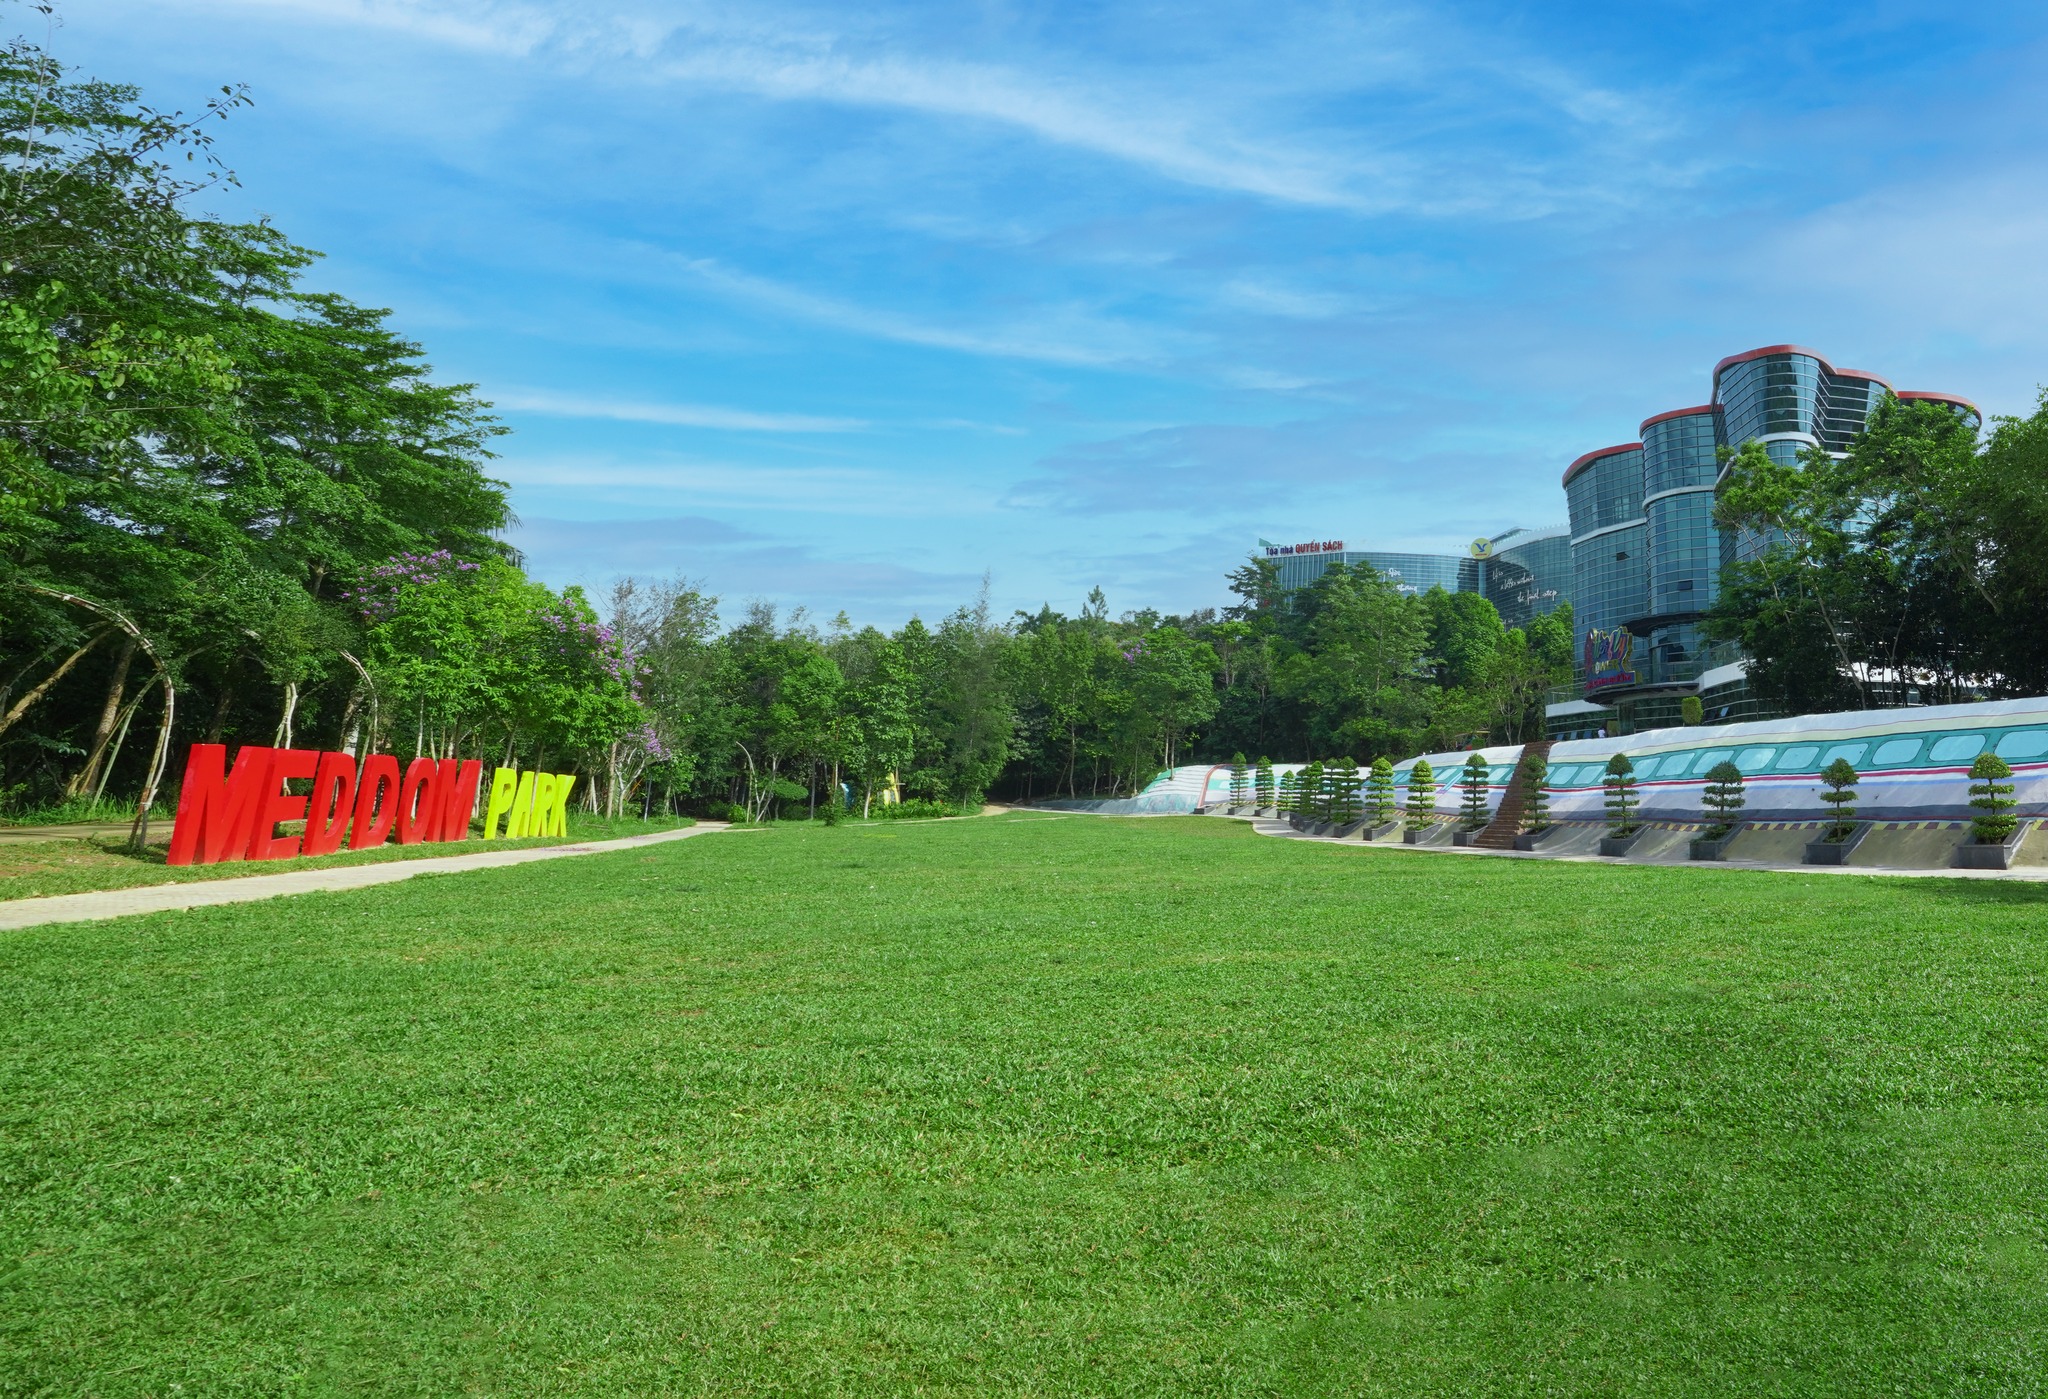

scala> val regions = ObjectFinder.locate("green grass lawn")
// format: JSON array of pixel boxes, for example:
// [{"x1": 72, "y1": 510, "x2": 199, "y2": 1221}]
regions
[
  {"x1": 3, "y1": 814, "x2": 2045, "y2": 1395},
  {"x1": 0, "y1": 812, "x2": 695, "y2": 902}
]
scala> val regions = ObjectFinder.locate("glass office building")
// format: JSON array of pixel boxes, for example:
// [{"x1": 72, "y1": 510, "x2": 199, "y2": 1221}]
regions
[
  {"x1": 1268, "y1": 547, "x2": 1479, "y2": 597},
  {"x1": 1557, "y1": 344, "x2": 1980, "y2": 732},
  {"x1": 1481, "y1": 525, "x2": 1572, "y2": 630}
]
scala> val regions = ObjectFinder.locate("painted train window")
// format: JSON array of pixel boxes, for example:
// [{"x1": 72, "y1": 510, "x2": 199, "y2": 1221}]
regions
[
  {"x1": 1691, "y1": 748, "x2": 1736, "y2": 774},
  {"x1": 1633, "y1": 757, "x2": 1662, "y2": 779},
  {"x1": 1775, "y1": 745, "x2": 1821, "y2": 771},
  {"x1": 1736, "y1": 746, "x2": 1776, "y2": 772},
  {"x1": 1821, "y1": 743, "x2": 1866, "y2": 768},
  {"x1": 1927, "y1": 733, "x2": 1985, "y2": 764},
  {"x1": 1995, "y1": 729, "x2": 2048, "y2": 762},
  {"x1": 1871, "y1": 738, "x2": 1921, "y2": 767}
]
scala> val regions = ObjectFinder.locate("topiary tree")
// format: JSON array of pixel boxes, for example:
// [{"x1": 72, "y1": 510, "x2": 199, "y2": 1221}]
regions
[
  {"x1": 1228, "y1": 753, "x2": 1249, "y2": 806},
  {"x1": 1405, "y1": 758, "x2": 1436, "y2": 827},
  {"x1": 1603, "y1": 753, "x2": 1639, "y2": 837},
  {"x1": 1520, "y1": 753, "x2": 1550, "y2": 832},
  {"x1": 1328, "y1": 758, "x2": 1361, "y2": 825},
  {"x1": 1969, "y1": 751, "x2": 2018, "y2": 845},
  {"x1": 1366, "y1": 757, "x2": 1396, "y2": 825},
  {"x1": 1819, "y1": 757, "x2": 1859, "y2": 840},
  {"x1": 1681, "y1": 695, "x2": 1704, "y2": 727},
  {"x1": 1254, "y1": 756, "x2": 1275, "y2": 808},
  {"x1": 1276, "y1": 769, "x2": 1297, "y2": 814},
  {"x1": 1297, "y1": 761, "x2": 1324, "y2": 820},
  {"x1": 1460, "y1": 752, "x2": 1491, "y2": 830},
  {"x1": 1702, "y1": 759, "x2": 1746, "y2": 838}
]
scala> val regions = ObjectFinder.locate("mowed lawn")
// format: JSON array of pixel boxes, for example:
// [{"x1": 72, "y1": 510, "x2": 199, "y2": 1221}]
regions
[{"x1": 3, "y1": 816, "x2": 2046, "y2": 1396}]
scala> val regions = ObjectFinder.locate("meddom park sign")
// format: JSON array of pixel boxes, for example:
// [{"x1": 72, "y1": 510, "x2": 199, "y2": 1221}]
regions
[{"x1": 166, "y1": 743, "x2": 576, "y2": 867}]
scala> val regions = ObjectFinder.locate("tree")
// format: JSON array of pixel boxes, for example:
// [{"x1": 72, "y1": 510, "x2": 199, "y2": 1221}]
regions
[
  {"x1": 1328, "y1": 757, "x2": 1360, "y2": 825},
  {"x1": 1254, "y1": 755, "x2": 1274, "y2": 808},
  {"x1": 1968, "y1": 751, "x2": 2017, "y2": 845},
  {"x1": 1405, "y1": 758, "x2": 1435, "y2": 827},
  {"x1": 1681, "y1": 695, "x2": 1704, "y2": 727},
  {"x1": 1819, "y1": 757, "x2": 1859, "y2": 840},
  {"x1": 1228, "y1": 752, "x2": 1248, "y2": 805},
  {"x1": 1603, "y1": 753, "x2": 1639, "y2": 837},
  {"x1": 1296, "y1": 760, "x2": 1323, "y2": 820},
  {"x1": 1366, "y1": 756, "x2": 1396, "y2": 825},
  {"x1": 1702, "y1": 759, "x2": 1745, "y2": 837},
  {"x1": 1276, "y1": 769, "x2": 1297, "y2": 815},
  {"x1": 1520, "y1": 753, "x2": 1550, "y2": 832},
  {"x1": 1459, "y1": 752, "x2": 1490, "y2": 829}
]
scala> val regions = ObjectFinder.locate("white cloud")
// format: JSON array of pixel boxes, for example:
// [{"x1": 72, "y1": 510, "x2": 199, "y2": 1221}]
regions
[{"x1": 494, "y1": 387, "x2": 865, "y2": 432}]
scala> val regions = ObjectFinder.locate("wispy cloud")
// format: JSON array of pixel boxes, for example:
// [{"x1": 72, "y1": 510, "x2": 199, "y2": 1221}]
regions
[{"x1": 494, "y1": 387, "x2": 865, "y2": 432}]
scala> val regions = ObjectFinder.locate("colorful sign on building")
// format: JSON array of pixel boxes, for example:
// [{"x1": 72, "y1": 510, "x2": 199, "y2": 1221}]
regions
[{"x1": 1583, "y1": 627, "x2": 1638, "y2": 692}]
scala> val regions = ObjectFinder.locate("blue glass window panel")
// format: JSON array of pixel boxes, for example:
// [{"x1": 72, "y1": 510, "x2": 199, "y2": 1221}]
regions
[
  {"x1": 1928, "y1": 734, "x2": 1985, "y2": 764},
  {"x1": 1872, "y1": 738, "x2": 1921, "y2": 767},
  {"x1": 1736, "y1": 747, "x2": 1776, "y2": 772},
  {"x1": 1692, "y1": 749, "x2": 1737, "y2": 774},
  {"x1": 1994, "y1": 729, "x2": 2048, "y2": 761},
  {"x1": 1822, "y1": 743, "x2": 1867, "y2": 768},
  {"x1": 1775, "y1": 745, "x2": 1821, "y2": 771}
]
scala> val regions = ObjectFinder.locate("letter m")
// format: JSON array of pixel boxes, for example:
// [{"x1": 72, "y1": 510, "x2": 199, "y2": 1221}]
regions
[{"x1": 166, "y1": 744, "x2": 274, "y2": 866}]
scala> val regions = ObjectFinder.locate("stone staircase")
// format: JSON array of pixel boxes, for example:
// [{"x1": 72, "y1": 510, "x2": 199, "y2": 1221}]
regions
[{"x1": 1472, "y1": 740, "x2": 1554, "y2": 849}]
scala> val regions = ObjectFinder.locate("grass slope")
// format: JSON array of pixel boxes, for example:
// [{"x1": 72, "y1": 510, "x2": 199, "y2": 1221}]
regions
[
  {"x1": 3, "y1": 814, "x2": 2045, "y2": 1395},
  {"x1": 0, "y1": 813, "x2": 695, "y2": 902}
]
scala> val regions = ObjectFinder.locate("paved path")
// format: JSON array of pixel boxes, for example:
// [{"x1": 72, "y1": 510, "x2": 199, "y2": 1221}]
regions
[
  {"x1": 1237, "y1": 814, "x2": 2048, "y2": 883},
  {"x1": 0, "y1": 821, "x2": 162, "y2": 845},
  {"x1": 0, "y1": 823, "x2": 734, "y2": 932}
]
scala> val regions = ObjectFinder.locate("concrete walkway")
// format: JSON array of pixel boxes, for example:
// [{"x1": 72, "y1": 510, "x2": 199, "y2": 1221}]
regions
[
  {"x1": 0, "y1": 821, "x2": 163, "y2": 845},
  {"x1": 1237, "y1": 814, "x2": 2048, "y2": 883},
  {"x1": 0, "y1": 823, "x2": 733, "y2": 932}
]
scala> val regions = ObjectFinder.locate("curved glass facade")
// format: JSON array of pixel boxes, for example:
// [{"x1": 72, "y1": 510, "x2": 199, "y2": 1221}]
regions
[
  {"x1": 1565, "y1": 446, "x2": 1647, "y2": 692},
  {"x1": 1269, "y1": 548, "x2": 1486, "y2": 600},
  {"x1": 1483, "y1": 525, "x2": 1571, "y2": 630}
]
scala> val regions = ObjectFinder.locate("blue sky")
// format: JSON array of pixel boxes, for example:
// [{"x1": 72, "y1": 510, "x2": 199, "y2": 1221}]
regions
[{"x1": 54, "y1": 0, "x2": 2048, "y2": 625}]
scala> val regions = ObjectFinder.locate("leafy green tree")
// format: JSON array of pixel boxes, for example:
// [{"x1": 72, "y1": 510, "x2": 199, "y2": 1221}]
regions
[
  {"x1": 1968, "y1": 751, "x2": 2017, "y2": 845},
  {"x1": 1819, "y1": 757, "x2": 1859, "y2": 840},
  {"x1": 1328, "y1": 757, "x2": 1360, "y2": 825},
  {"x1": 1276, "y1": 769, "x2": 1297, "y2": 815},
  {"x1": 1520, "y1": 753, "x2": 1550, "y2": 832},
  {"x1": 1459, "y1": 752, "x2": 1490, "y2": 829},
  {"x1": 1296, "y1": 760, "x2": 1323, "y2": 820},
  {"x1": 1254, "y1": 755, "x2": 1274, "y2": 808},
  {"x1": 1366, "y1": 756, "x2": 1396, "y2": 824},
  {"x1": 1405, "y1": 758, "x2": 1435, "y2": 827},
  {"x1": 1603, "y1": 753, "x2": 1639, "y2": 837},
  {"x1": 1681, "y1": 695, "x2": 1704, "y2": 727},
  {"x1": 1702, "y1": 760, "x2": 1746, "y2": 837},
  {"x1": 1227, "y1": 752, "x2": 1248, "y2": 805}
]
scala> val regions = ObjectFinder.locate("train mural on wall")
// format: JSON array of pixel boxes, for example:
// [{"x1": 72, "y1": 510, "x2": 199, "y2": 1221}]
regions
[{"x1": 1118, "y1": 695, "x2": 2048, "y2": 825}]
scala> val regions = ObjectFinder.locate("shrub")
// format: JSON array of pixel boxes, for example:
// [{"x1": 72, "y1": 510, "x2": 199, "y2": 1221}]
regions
[
  {"x1": 1681, "y1": 695, "x2": 1704, "y2": 727},
  {"x1": 1701, "y1": 760, "x2": 1746, "y2": 838},
  {"x1": 868, "y1": 798, "x2": 962, "y2": 821},
  {"x1": 1405, "y1": 759, "x2": 1435, "y2": 827},
  {"x1": 1603, "y1": 753, "x2": 1639, "y2": 837},
  {"x1": 1520, "y1": 753, "x2": 1550, "y2": 832},
  {"x1": 1366, "y1": 757, "x2": 1396, "y2": 825},
  {"x1": 1228, "y1": 753, "x2": 1249, "y2": 806},
  {"x1": 1254, "y1": 757, "x2": 1275, "y2": 809},
  {"x1": 721, "y1": 802, "x2": 750, "y2": 824},
  {"x1": 1968, "y1": 751, "x2": 2018, "y2": 845},
  {"x1": 1328, "y1": 758, "x2": 1361, "y2": 825},
  {"x1": 1818, "y1": 757, "x2": 1859, "y2": 840},
  {"x1": 1276, "y1": 770, "x2": 1297, "y2": 814},
  {"x1": 1460, "y1": 752, "x2": 1491, "y2": 830}
]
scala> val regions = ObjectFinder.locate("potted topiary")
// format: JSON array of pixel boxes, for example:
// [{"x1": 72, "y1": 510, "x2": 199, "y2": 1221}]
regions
[
  {"x1": 1328, "y1": 757, "x2": 1363, "y2": 834},
  {"x1": 1227, "y1": 753, "x2": 1249, "y2": 811},
  {"x1": 1598, "y1": 753, "x2": 1644, "y2": 856},
  {"x1": 1254, "y1": 756, "x2": 1275, "y2": 814},
  {"x1": 1296, "y1": 760, "x2": 1325, "y2": 830},
  {"x1": 1275, "y1": 769, "x2": 1296, "y2": 822},
  {"x1": 1402, "y1": 758, "x2": 1437, "y2": 843},
  {"x1": 1803, "y1": 757, "x2": 1868, "y2": 864},
  {"x1": 1690, "y1": 760, "x2": 1746, "y2": 860},
  {"x1": 1365, "y1": 756, "x2": 1399, "y2": 839},
  {"x1": 1453, "y1": 752, "x2": 1491, "y2": 845},
  {"x1": 1954, "y1": 751, "x2": 2028, "y2": 869},
  {"x1": 1513, "y1": 753, "x2": 1556, "y2": 850}
]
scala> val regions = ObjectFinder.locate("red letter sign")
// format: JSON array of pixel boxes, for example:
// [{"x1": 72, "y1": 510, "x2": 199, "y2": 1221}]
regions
[{"x1": 166, "y1": 744, "x2": 275, "y2": 866}]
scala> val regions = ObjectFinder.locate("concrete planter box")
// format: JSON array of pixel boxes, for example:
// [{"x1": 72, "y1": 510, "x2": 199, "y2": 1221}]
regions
[
  {"x1": 1513, "y1": 826, "x2": 1561, "y2": 852},
  {"x1": 1452, "y1": 827, "x2": 1487, "y2": 847},
  {"x1": 1402, "y1": 825, "x2": 1438, "y2": 845},
  {"x1": 1366, "y1": 819, "x2": 1401, "y2": 841},
  {"x1": 1803, "y1": 822, "x2": 1871, "y2": 866},
  {"x1": 1256, "y1": 806, "x2": 1280, "y2": 819},
  {"x1": 1598, "y1": 828, "x2": 1647, "y2": 858},
  {"x1": 1952, "y1": 819, "x2": 2030, "y2": 870},
  {"x1": 1308, "y1": 820, "x2": 1335, "y2": 837},
  {"x1": 1689, "y1": 826, "x2": 1743, "y2": 861}
]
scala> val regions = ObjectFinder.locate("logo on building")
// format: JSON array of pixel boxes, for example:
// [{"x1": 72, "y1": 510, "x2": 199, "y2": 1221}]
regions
[
  {"x1": 1470, "y1": 537, "x2": 1493, "y2": 558},
  {"x1": 1584, "y1": 627, "x2": 1637, "y2": 691},
  {"x1": 1264, "y1": 539, "x2": 1345, "y2": 557}
]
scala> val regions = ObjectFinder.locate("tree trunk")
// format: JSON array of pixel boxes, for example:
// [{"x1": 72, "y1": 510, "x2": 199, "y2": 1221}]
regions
[
  {"x1": 0, "y1": 629, "x2": 107, "y2": 742},
  {"x1": 273, "y1": 679, "x2": 299, "y2": 748},
  {"x1": 68, "y1": 632, "x2": 138, "y2": 797},
  {"x1": 92, "y1": 689, "x2": 145, "y2": 803},
  {"x1": 204, "y1": 684, "x2": 234, "y2": 745}
]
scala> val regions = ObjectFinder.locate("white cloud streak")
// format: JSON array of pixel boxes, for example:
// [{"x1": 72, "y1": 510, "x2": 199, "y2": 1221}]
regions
[{"x1": 494, "y1": 387, "x2": 865, "y2": 432}]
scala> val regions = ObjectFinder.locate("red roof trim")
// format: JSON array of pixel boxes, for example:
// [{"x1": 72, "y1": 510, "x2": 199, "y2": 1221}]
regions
[
  {"x1": 1712, "y1": 344, "x2": 1833, "y2": 383},
  {"x1": 1831, "y1": 368, "x2": 1893, "y2": 389},
  {"x1": 1898, "y1": 390, "x2": 1982, "y2": 416},
  {"x1": 1562, "y1": 442, "x2": 1643, "y2": 488},
  {"x1": 1638, "y1": 404, "x2": 1715, "y2": 433}
]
